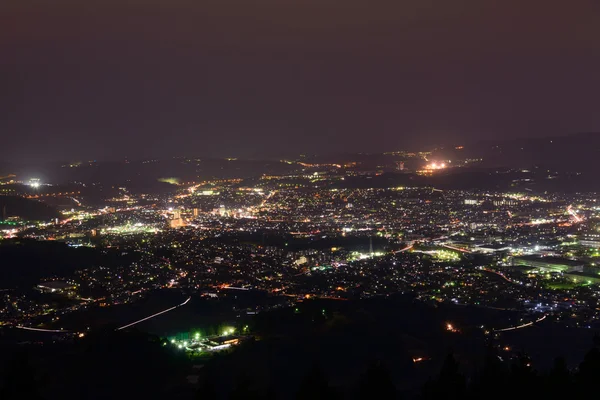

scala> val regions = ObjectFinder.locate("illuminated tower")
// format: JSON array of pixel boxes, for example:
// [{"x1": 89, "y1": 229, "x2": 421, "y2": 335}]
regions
[
  {"x1": 168, "y1": 208, "x2": 186, "y2": 228},
  {"x1": 369, "y1": 236, "x2": 374, "y2": 256}
]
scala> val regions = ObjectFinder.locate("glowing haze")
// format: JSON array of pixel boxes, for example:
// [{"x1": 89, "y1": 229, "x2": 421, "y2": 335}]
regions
[{"x1": 2, "y1": 0, "x2": 600, "y2": 162}]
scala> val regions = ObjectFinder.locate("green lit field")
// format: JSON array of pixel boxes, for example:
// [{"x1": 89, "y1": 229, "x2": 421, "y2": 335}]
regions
[
  {"x1": 411, "y1": 244, "x2": 462, "y2": 261},
  {"x1": 543, "y1": 278, "x2": 596, "y2": 290},
  {"x1": 543, "y1": 282, "x2": 579, "y2": 290}
]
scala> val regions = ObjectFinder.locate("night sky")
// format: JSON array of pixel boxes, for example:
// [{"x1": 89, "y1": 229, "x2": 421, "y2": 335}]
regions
[{"x1": 2, "y1": 0, "x2": 600, "y2": 162}]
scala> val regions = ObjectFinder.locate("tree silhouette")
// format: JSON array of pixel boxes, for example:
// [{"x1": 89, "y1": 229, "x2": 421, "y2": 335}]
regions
[
  {"x1": 508, "y1": 353, "x2": 537, "y2": 397},
  {"x1": 229, "y1": 373, "x2": 264, "y2": 400},
  {"x1": 77, "y1": 329, "x2": 188, "y2": 399},
  {"x1": 469, "y1": 345, "x2": 509, "y2": 400},
  {"x1": 197, "y1": 374, "x2": 219, "y2": 400},
  {"x1": 296, "y1": 362, "x2": 333, "y2": 400},
  {"x1": 197, "y1": 360, "x2": 220, "y2": 400},
  {"x1": 542, "y1": 357, "x2": 571, "y2": 398},
  {"x1": 576, "y1": 346, "x2": 600, "y2": 397},
  {"x1": 227, "y1": 365, "x2": 276, "y2": 400},
  {"x1": 356, "y1": 361, "x2": 397, "y2": 400},
  {"x1": 421, "y1": 353, "x2": 465, "y2": 400},
  {"x1": 1, "y1": 350, "x2": 40, "y2": 400}
]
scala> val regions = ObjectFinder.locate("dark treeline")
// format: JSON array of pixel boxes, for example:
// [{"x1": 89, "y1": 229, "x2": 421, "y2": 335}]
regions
[
  {"x1": 196, "y1": 342, "x2": 600, "y2": 400},
  {"x1": 3, "y1": 332, "x2": 600, "y2": 400}
]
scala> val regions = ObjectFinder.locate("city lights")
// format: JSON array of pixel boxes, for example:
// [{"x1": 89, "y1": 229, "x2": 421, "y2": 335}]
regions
[{"x1": 425, "y1": 162, "x2": 447, "y2": 170}]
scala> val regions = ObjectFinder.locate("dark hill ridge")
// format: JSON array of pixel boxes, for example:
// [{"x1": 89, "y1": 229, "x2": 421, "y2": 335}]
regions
[
  {"x1": 463, "y1": 132, "x2": 600, "y2": 172},
  {"x1": 331, "y1": 168, "x2": 598, "y2": 193},
  {"x1": 0, "y1": 133, "x2": 598, "y2": 189},
  {"x1": 0, "y1": 196, "x2": 61, "y2": 222},
  {"x1": 0, "y1": 239, "x2": 139, "y2": 288}
]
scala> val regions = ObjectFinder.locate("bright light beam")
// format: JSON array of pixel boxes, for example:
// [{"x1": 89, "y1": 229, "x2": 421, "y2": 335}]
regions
[
  {"x1": 16, "y1": 326, "x2": 69, "y2": 333},
  {"x1": 116, "y1": 297, "x2": 191, "y2": 331},
  {"x1": 495, "y1": 315, "x2": 547, "y2": 332}
]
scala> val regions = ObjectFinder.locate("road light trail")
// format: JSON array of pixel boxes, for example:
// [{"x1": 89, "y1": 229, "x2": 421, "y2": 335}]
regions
[
  {"x1": 392, "y1": 243, "x2": 414, "y2": 254},
  {"x1": 567, "y1": 205, "x2": 582, "y2": 222},
  {"x1": 16, "y1": 326, "x2": 70, "y2": 333},
  {"x1": 116, "y1": 296, "x2": 191, "y2": 331},
  {"x1": 481, "y1": 268, "x2": 517, "y2": 284},
  {"x1": 495, "y1": 314, "x2": 547, "y2": 332},
  {"x1": 441, "y1": 244, "x2": 471, "y2": 253}
]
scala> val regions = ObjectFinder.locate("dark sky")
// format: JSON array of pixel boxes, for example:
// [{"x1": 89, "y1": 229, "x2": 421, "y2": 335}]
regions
[{"x1": 2, "y1": 0, "x2": 600, "y2": 162}]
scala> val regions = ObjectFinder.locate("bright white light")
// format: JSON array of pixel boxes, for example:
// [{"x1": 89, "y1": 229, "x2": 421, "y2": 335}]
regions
[{"x1": 424, "y1": 162, "x2": 447, "y2": 171}]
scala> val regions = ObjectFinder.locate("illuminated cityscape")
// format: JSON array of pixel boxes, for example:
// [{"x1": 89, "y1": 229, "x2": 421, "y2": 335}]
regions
[
  {"x1": 2, "y1": 145, "x2": 600, "y2": 398},
  {"x1": 2, "y1": 0, "x2": 600, "y2": 396}
]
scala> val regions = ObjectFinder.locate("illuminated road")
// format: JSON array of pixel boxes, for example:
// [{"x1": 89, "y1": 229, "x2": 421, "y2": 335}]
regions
[
  {"x1": 392, "y1": 243, "x2": 414, "y2": 254},
  {"x1": 494, "y1": 314, "x2": 547, "y2": 332},
  {"x1": 441, "y1": 244, "x2": 471, "y2": 254},
  {"x1": 16, "y1": 326, "x2": 70, "y2": 333},
  {"x1": 116, "y1": 296, "x2": 191, "y2": 331},
  {"x1": 567, "y1": 205, "x2": 582, "y2": 222},
  {"x1": 481, "y1": 268, "x2": 518, "y2": 285}
]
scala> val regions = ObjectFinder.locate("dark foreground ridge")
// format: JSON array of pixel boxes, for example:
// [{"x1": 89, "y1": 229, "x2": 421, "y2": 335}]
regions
[{"x1": 3, "y1": 321, "x2": 600, "y2": 400}]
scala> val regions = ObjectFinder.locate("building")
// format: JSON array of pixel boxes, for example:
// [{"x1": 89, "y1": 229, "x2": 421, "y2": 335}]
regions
[
  {"x1": 168, "y1": 209, "x2": 186, "y2": 228},
  {"x1": 511, "y1": 256, "x2": 584, "y2": 273},
  {"x1": 218, "y1": 205, "x2": 229, "y2": 217},
  {"x1": 36, "y1": 281, "x2": 77, "y2": 295},
  {"x1": 492, "y1": 199, "x2": 519, "y2": 207},
  {"x1": 475, "y1": 243, "x2": 512, "y2": 253},
  {"x1": 580, "y1": 233, "x2": 600, "y2": 248},
  {"x1": 169, "y1": 218, "x2": 186, "y2": 228},
  {"x1": 294, "y1": 256, "x2": 308, "y2": 266}
]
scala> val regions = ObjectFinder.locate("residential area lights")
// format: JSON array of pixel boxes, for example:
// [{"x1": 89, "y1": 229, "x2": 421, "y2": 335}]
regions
[{"x1": 6, "y1": 172, "x2": 600, "y2": 360}]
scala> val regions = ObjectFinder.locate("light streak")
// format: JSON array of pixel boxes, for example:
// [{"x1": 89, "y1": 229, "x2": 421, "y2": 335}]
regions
[
  {"x1": 494, "y1": 314, "x2": 547, "y2": 332},
  {"x1": 481, "y1": 268, "x2": 516, "y2": 284},
  {"x1": 567, "y1": 205, "x2": 582, "y2": 222},
  {"x1": 116, "y1": 297, "x2": 191, "y2": 331},
  {"x1": 16, "y1": 326, "x2": 70, "y2": 333},
  {"x1": 441, "y1": 244, "x2": 471, "y2": 253},
  {"x1": 393, "y1": 244, "x2": 414, "y2": 254}
]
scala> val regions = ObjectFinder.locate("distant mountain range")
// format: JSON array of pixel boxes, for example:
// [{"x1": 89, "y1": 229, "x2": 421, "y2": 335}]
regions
[
  {"x1": 461, "y1": 132, "x2": 600, "y2": 172},
  {"x1": 0, "y1": 133, "x2": 598, "y2": 187}
]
